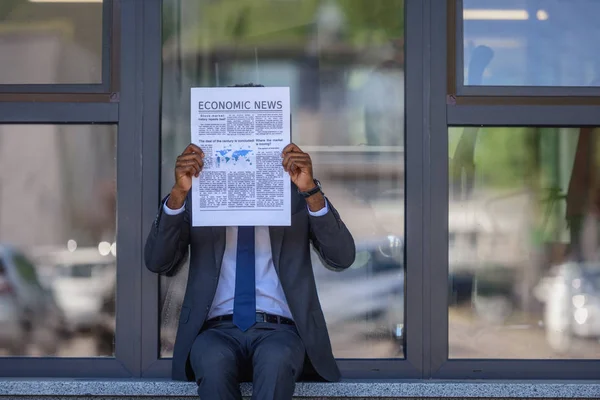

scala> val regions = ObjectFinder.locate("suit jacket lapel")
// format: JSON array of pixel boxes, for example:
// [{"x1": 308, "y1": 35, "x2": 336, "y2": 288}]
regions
[
  {"x1": 211, "y1": 227, "x2": 226, "y2": 272},
  {"x1": 269, "y1": 226, "x2": 285, "y2": 275}
]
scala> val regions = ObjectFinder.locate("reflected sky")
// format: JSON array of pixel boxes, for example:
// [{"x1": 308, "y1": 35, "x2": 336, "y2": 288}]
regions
[{"x1": 463, "y1": 0, "x2": 600, "y2": 86}]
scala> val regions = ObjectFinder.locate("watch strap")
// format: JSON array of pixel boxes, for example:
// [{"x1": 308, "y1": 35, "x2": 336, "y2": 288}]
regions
[{"x1": 298, "y1": 179, "x2": 322, "y2": 198}]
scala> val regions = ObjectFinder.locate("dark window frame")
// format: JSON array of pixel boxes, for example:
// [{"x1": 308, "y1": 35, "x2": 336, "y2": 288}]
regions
[
  {"x1": 0, "y1": 102, "x2": 118, "y2": 123},
  {"x1": 0, "y1": 0, "x2": 120, "y2": 102},
  {"x1": 431, "y1": 0, "x2": 600, "y2": 380},
  {"x1": 450, "y1": 0, "x2": 600, "y2": 100},
  {"x1": 0, "y1": 0, "x2": 134, "y2": 379},
  {"x1": 0, "y1": 117, "x2": 124, "y2": 378}
]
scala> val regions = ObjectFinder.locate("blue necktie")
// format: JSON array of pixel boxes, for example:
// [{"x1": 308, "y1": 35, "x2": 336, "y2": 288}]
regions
[{"x1": 233, "y1": 226, "x2": 256, "y2": 331}]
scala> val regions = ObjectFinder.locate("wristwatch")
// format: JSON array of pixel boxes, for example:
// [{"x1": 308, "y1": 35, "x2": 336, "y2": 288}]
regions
[{"x1": 298, "y1": 179, "x2": 322, "y2": 198}]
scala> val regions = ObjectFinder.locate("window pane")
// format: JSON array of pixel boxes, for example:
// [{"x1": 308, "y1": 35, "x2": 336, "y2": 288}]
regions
[
  {"x1": 0, "y1": 125, "x2": 116, "y2": 357},
  {"x1": 449, "y1": 126, "x2": 600, "y2": 359},
  {"x1": 462, "y1": 0, "x2": 600, "y2": 86},
  {"x1": 160, "y1": 0, "x2": 405, "y2": 359},
  {"x1": 0, "y1": 0, "x2": 103, "y2": 84}
]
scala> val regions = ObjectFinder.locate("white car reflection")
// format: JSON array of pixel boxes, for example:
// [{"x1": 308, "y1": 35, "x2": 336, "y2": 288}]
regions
[
  {"x1": 535, "y1": 262, "x2": 600, "y2": 353},
  {"x1": 33, "y1": 247, "x2": 116, "y2": 331}
]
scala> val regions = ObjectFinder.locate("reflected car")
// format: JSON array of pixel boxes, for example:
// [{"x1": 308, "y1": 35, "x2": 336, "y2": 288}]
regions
[
  {"x1": 312, "y1": 234, "x2": 405, "y2": 346},
  {"x1": 448, "y1": 198, "x2": 526, "y2": 323},
  {"x1": 0, "y1": 244, "x2": 68, "y2": 355},
  {"x1": 535, "y1": 261, "x2": 600, "y2": 353},
  {"x1": 34, "y1": 247, "x2": 116, "y2": 331}
]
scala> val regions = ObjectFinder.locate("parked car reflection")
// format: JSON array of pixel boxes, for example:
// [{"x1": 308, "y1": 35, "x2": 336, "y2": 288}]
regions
[
  {"x1": 448, "y1": 197, "x2": 527, "y2": 324},
  {"x1": 34, "y1": 247, "x2": 116, "y2": 332},
  {"x1": 535, "y1": 261, "x2": 600, "y2": 353},
  {"x1": 0, "y1": 244, "x2": 68, "y2": 356},
  {"x1": 313, "y1": 234, "x2": 404, "y2": 349}
]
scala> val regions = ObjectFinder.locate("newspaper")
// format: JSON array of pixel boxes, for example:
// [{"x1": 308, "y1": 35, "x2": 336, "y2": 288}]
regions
[{"x1": 190, "y1": 87, "x2": 291, "y2": 226}]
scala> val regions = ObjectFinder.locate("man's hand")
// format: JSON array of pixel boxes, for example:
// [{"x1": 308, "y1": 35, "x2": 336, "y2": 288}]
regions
[
  {"x1": 281, "y1": 143, "x2": 315, "y2": 191},
  {"x1": 167, "y1": 144, "x2": 204, "y2": 209},
  {"x1": 282, "y1": 143, "x2": 325, "y2": 212}
]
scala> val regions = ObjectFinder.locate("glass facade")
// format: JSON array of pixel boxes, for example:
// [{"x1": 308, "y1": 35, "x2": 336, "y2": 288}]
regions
[
  {"x1": 449, "y1": 126, "x2": 600, "y2": 359},
  {"x1": 0, "y1": 124, "x2": 116, "y2": 357},
  {"x1": 462, "y1": 0, "x2": 600, "y2": 86},
  {"x1": 0, "y1": 0, "x2": 599, "y2": 383},
  {"x1": 0, "y1": 0, "x2": 104, "y2": 84}
]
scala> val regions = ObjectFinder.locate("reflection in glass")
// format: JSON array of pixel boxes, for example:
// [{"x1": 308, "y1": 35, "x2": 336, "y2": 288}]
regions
[
  {"x1": 160, "y1": 0, "x2": 405, "y2": 359},
  {"x1": 0, "y1": 125, "x2": 116, "y2": 357},
  {"x1": 0, "y1": 0, "x2": 103, "y2": 84},
  {"x1": 449, "y1": 126, "x2": 600, "y2": 359},
  {"x1": 463, "y1": 0, "x2": 600, "y2": 86}
]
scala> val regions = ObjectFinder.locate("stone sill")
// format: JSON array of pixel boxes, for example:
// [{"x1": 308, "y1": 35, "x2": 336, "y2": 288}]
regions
[{"x1": 1, "y1": 380, "x2": 600, "y2": 398}]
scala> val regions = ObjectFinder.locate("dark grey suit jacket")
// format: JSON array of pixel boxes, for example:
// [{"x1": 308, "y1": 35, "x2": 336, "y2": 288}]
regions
[{"x1": 144, "y1": 187, "x2": 356, "y2": 382}]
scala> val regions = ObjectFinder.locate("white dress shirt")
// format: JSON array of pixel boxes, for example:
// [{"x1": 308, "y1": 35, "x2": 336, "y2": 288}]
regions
[{"x1": 164, "y1": 199, "x2": 328, "y2": 320}]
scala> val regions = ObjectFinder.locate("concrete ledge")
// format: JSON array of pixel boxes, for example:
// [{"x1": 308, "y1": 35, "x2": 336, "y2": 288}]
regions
[{"x1": 2, "y1": 380, "x2": 600, "y2": 399}]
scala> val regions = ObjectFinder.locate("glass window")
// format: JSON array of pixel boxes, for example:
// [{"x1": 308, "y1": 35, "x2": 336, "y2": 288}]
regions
[
  {"x1": 462, "y1": 0, "x2": 600, "y2": 86},
  {"x1": 0, "y1": 0, "x2": 104, "y2": 84},
  {"x1": 449, "y1": 126, "x2": 600, "y2": 359},
  {"x1": 160, "y1": 0, "x2": 405, "y2": 359},
  {"x1": 0, "y1": 124, "x2": 116, "y2": 357}
]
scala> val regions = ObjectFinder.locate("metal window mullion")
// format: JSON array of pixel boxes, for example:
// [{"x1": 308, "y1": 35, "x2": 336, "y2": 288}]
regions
[
  {"x1": 453, "y1": 0, "x2": 463, "y2": 96},
  {"x1": 0, "y1": 84, "x2": 106, "y2": 94},
  {"x1": 114, "y1": 0, "x2": 145, "y2": 377},
  {"x1": 101, "y1": 0, "x2": 114, "y2": 92},
  {"x1": 140, "y1": 0, "x2": 164, "y2": 377},
  {"x1": 0, "y1": 102, "x2": 117, "y2": 123},
  {"x1": 428, "y1": 0, "x2": 450, "y2": 378},
  {"x1": 404, "y1": 0, "x2": 427, "y2": 379},
  {"x1": 460, "y1": 86, "x2": 600, "y2": 97}
]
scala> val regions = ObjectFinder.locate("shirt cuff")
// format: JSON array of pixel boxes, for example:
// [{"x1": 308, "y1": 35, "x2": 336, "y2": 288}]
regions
[
  {"x1": 163, "y1": 196, "x2": 186, "y2": 216},
  {"x1": 307, "y1": 198, "x2": 329, "y2": 217}
]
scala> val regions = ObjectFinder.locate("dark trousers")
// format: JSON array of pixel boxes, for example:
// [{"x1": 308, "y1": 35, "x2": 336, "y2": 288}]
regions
[{"x1": 189, "y1": 320, "x2": 305, "y2": 400}]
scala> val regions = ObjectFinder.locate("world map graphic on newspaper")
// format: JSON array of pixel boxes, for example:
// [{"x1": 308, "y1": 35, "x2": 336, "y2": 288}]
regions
[{"x1": 215, "y1": 148, "x2": 254, "y2": 167}]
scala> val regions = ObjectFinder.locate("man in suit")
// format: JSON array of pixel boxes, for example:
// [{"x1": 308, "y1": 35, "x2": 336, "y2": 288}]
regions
[{"x1": 145, "y1": 143, "x2": 355, "y2": 400}]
